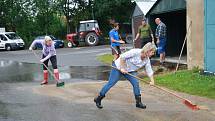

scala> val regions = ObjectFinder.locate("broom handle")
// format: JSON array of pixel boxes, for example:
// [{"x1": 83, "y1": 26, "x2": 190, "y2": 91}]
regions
[
  {"x1": 32, "y1": 50, "x2": 58, "y2": 81},
  {"x1": 111, "y1": 66, "x2": 187, "y2": 101},
  {"x1": 175, "y1": 21, "x2": 192, "y2": 72}
]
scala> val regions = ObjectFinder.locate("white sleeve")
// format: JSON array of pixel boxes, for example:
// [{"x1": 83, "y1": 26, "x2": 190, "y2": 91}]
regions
[
  {"x1": 145, "y1": 58, "x2": 154, "y2": 77},
  {"x1": 30, "y1": 39, "x2": 43, "y2": 48},
  {"x1": 120, "y1": 49, "x2": 138, "y2": 60}
]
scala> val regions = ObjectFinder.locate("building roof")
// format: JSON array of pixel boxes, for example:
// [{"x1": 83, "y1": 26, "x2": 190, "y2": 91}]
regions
[{"x1": 133, "y1": 0, "x2": 157, "y2": 17}]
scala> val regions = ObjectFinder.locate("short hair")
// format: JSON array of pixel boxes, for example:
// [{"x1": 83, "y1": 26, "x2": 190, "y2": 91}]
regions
[
  {"x1": 112, "y1": 22, "x2": 119, "y2": 28},
  {"x1": 141, "y1": 42, "x2": 157, "y2": 53}
]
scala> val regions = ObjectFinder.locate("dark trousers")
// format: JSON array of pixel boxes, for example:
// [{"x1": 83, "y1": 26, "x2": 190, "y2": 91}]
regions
[
  {"x1": 141, "y1": 38, "x2": 151, "y2": 48},
  {"x1": 42, "y1": 55, "x2": 57, "y2": 70}
]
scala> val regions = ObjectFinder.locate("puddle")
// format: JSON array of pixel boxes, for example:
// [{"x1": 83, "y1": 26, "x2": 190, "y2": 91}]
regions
[
  {"x1": 0, "y1": 59, "x2": 187, "y2": 83},
  {"x1": 0, "y1": 60, "x2": 110, "y2": 83}
]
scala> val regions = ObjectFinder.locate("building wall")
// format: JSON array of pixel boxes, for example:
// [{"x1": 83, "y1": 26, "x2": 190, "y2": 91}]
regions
[
  {"x1": 187, "y1": 0, "x2": 204, "y2": 69},
  {"x1": 132, "y1": 15, "x2": 144, "y2": 48}
]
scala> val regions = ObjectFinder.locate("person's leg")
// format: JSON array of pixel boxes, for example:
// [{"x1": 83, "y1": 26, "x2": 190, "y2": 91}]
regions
[
  {"x1": 50, "y1": 55, "x2": 64, "y2": 87},
  {"x1": 111, "y1": 46, "x2": 121, "y2": 61},
  {"x1": 159, "y1": 38, "x2": 166, "y2": 64},
  {"x1": 123, "y1": 72, "x2": 146, "y2": 109},
  {"x1": 113, "y1": 54, "x2": 119, "y2": 61},
  {"x1": 41, "y1": 55, "x2": 49, "y2": 85},
  {"x1": 94, "y1": 64, "x2": 121, "y2": 109}
]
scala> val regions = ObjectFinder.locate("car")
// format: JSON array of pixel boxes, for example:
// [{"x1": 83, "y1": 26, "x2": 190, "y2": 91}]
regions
[
  {"x1": 33, "y1": 35, "x2": 64, "y2": 49},
  {"x1": 66, "y1": 20, "x2": 104, "y2": 47},
  {"x1": 0, "y1": 32, "x2": 25, "y2": 51}
]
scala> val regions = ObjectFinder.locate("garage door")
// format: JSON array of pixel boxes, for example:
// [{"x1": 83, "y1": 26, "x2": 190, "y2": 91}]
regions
[{"x1": 205, "y1": 0, "x2": 215, "y2": 72}]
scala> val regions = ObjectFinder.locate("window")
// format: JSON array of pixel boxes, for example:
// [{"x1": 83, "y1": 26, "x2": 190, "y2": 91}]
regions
[
  {"x1": 79, "y1": 24, "x2": 86, "y2": 32},
  {"x1": 5, "y1": 33, "x2": 20, "y2": 40},
  {"x1": 86, "y1": 22, "x2": 97, "y2": 31},
  {"x1": 0, "y1": 35, "x2": 7, "y2": 41}
]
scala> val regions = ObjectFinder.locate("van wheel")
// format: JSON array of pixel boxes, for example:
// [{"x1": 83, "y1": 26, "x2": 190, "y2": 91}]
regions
[
  {"x1": 6, "y1": 45, "x2": 12, "y2": 51},
  {"x1": 85, "y1": 32, "x2": 99, "y2": 46}
]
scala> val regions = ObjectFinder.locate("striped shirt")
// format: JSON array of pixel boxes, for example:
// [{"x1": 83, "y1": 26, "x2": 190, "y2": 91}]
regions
[
  {"x1": 114, "y1": 49, "x2": 154, "y2": 77},
  {"x1": 156, "y1": 22, "x2": 166, "y2": 38}
]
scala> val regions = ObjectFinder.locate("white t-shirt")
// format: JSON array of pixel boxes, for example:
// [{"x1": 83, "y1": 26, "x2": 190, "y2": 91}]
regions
[{"x1": 114, "y1": 49, "x2": 154, "y2": 77}]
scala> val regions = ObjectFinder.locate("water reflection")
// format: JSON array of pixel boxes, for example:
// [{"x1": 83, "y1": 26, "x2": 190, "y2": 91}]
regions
[{"x1": 0, "y1": 60, "x2": 110, "y2": 83}]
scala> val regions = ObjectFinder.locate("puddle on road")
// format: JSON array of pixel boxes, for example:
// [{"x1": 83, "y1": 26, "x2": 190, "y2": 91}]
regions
[
  {"x1": 0, "y1": 60, "x2": 110, "y2": 83},
  {"x1": 0, "y1": 60, "x2": 187, "y2": 83}
]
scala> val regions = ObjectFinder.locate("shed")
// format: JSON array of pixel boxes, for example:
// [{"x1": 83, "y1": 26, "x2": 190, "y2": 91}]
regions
[
  {"x1": 132, "y1": 0, "x2": 157, "y2": 48},
  {"x1": 146, "y1": 0, "x2": 187, "y2": 56}
]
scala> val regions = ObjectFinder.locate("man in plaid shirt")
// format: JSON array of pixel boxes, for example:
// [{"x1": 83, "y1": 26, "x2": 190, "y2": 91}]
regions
[{"x1": 155, "y1": 18, "x2": 167, "y2": 65}]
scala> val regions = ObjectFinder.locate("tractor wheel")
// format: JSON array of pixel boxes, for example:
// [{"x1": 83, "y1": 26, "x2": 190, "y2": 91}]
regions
[
  {"x1": 85, "y1": 32, "x2": 99, "y2": 46},
  {"x1": 125, "y1": 34, "x2": 133, "y2": 44},
  {"x1": 68, "y1": 42, "x2": 79, "y2": 48}
]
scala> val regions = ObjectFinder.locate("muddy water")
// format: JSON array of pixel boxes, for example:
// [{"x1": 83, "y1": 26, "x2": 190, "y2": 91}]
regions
[
  {"x1": 0, "y1": 60, "x2": 187, "y2": 83},
  {"x1": 0, "y1": 60, "x2": 110, "y2": 83}
]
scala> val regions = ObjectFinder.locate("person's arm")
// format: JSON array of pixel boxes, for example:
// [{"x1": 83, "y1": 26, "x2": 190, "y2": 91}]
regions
[
  {"x1": 29, "y1": 39, "x2": 43, "y2": 50},
  {"x1": 134, "y1": 27, "x2": 141, "y2": 41},
  {"x1": 145, "y1": 58, "x2": 155, "y2": 85},
  {"x1": 40, "y1": 44, "x2": 56, "y2": 62},
  {"x1": 149, "y1": 25, "x2": 154, "y2": 43},
  {"x1": 111, "y1": 37, "x2": 124, "y2": 44},
  {"x1": 110, "y1": 31, "x2": 124, "y2": 44},
  {"x1": 119, "y1": 57, "x2": 128, "y2": 74}
]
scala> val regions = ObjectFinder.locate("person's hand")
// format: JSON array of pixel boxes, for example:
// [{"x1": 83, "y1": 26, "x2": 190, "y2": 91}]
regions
[
  {"x1": 40, "y1": 59, "x2": 45, "y2": 63},
  {"x1": 119, "y1": 40, "x2": 125, "y2": 44},
  {"x1": 149, "y1": 81, "x2": 154, "y2": 86},
  {"x1": 29, "y1": 47, "x2": 33, "y2": 51},
  {"x1": 120, "y1": 68, "x2": 128, "y2": 74},
  {"x1": 156, "y1": 39, "x2": 160, "y2": 44},
  {"x1": 152, "y1": 37, "x2": 154, "y2": 42}
]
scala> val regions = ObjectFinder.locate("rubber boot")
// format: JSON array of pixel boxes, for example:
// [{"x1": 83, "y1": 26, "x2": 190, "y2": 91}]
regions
[
  {"x1": 94, "y1": 95, "x2": 105, "y2": 109},
  {"x1": 135, "y1": 95, "x2": 146, "y2": 109},
  {"x1": 54, "y1": 69, "x2": 64, "y2": 87},
  {"x1": 41, "y1": 70, "x2": 48, "y2": 85}
]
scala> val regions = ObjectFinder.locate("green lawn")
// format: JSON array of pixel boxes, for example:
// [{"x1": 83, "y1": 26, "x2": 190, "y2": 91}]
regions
[
  {"x1": 97, "y1": 54, "x2": 113, "y2": 65},
  {"x1": 154, "y1": 70, "x2": 215, "y2": 99},
  {"x1": 97, "y1": 54, "x2": 215, "y2": 99}
]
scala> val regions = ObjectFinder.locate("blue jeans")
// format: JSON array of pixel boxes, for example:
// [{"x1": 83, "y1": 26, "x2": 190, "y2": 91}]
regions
[{"x1": 99, "y1": 64, "x2": 141, "y2": 97}]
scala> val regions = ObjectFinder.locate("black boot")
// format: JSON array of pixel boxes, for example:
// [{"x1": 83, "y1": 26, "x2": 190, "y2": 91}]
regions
[
  {"x1": 94, "y1": 95, "x2": 105, "y2": 109},
  {"x1": 135, "y1": 95, "x2": 146, "y2": 109}
]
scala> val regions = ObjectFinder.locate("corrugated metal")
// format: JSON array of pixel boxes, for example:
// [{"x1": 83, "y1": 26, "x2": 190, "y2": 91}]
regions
[
  {"x1": 148, "y1": 0, "x2": 186, "y2": 15},
  {"x1": 205, "y1": 0, "x2": 215, "y2": 72}
]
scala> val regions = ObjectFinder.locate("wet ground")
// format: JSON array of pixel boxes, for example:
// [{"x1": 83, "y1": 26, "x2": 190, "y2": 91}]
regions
[
  {"x1": 0, "y1": 46, "x2": 215, "y2": 121},
  {"x1": 0, "y1": 60, "x2": 215, "y2": 121}
]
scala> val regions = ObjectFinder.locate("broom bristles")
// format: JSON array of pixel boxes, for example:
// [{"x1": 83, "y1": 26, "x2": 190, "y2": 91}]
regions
[{"x1": 183, "y1": 100, "x2": 200, "y2": 110}]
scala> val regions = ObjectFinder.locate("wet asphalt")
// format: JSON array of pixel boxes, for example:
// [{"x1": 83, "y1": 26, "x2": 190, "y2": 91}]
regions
[{"x1": 0, "y1": 45, "x2": 215, "y2": 121}]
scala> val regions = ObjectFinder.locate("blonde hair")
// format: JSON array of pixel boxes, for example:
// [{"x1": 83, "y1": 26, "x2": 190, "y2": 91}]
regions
[
  {"x1": 141, "y1": 42, "x2": 157, "y2": 53},
  {"x1": 44, "y1": 36, "x2": 52, "y2": 44}
]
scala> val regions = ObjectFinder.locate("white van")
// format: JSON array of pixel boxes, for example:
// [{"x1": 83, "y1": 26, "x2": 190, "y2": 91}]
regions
[{"x1": 0, "y1": 32, "x2": 25, "y2": 51}]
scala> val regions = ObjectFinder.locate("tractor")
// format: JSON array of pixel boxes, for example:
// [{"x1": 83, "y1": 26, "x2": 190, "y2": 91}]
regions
[{"x1": 66, "y1": 20, "x2": 103, "y2": 47}]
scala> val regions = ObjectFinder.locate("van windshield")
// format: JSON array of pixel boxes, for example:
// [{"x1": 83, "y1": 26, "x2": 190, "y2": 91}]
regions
[{"x1": 5, "y1": 33, "x2": 21, "y2": 40}]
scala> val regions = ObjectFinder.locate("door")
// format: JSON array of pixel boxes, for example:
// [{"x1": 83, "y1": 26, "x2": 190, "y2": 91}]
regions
[
  {"x1": 0, "y1": 34, "x2": 7, "y2": 49},
  {"x1": 205, "y1": 0, "x2": 215, "y2": 72}
]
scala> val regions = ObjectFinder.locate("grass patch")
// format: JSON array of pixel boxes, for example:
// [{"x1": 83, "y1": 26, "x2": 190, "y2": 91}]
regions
[
  {"x1": 97, "y1": 54, "x2": 113, "y2": 64},
  {"x1": 97, "y1": 54, "x2": 215, "y2": 99},
  {"x1": 154, "y1": 70, "x2": 215, "y2": 99}
]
